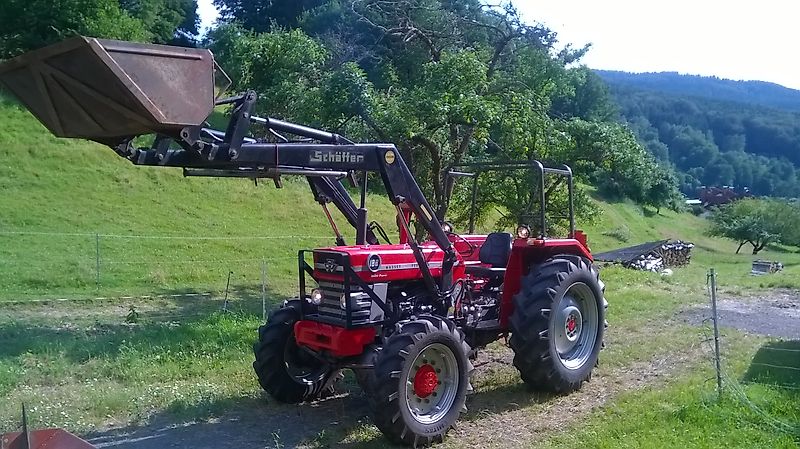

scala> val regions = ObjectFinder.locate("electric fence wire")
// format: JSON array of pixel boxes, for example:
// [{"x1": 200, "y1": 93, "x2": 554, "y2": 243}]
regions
[
  {"x1": 0, "y1": 230, "x2": 333, "y2": 240},
  {"x1": 701, "y1": 271, "x2": 800, "y2": 436}
]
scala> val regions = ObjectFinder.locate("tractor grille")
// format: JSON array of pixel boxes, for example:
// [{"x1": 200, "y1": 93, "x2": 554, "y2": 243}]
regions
[{"x1": 316, "y1": 281, "x2": 372, "y2": 327}]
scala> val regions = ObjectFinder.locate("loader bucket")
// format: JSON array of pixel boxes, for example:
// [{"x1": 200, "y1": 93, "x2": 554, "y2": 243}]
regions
[
  {"x1": 1, "y1": 429, "x2": 96, "y2": 449},
  {"x1": 0, "y1": 36, "x2": 218, "y2": 142}
]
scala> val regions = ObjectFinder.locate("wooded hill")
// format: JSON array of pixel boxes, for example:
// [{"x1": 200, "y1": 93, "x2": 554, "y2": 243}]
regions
[{"x1": 597, "y1": 70, "x2": 800, "y2": 197}]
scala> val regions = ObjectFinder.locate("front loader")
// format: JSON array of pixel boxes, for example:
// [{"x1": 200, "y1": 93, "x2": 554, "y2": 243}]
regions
[{"x1": 0, "y1": 37, "x2": 607, "y2": 447}]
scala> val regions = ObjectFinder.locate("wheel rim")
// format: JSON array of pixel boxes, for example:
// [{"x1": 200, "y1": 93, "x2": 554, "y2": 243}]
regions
[
  {"x1": 284, "y1": 333, "x2": 327, "y2": 381},
  {"x1": 404, "y1": 343, "x2": 459, "y2": 425},
  {"x1": 554, "y1": 282, "x2": 599, "y2": 370}
]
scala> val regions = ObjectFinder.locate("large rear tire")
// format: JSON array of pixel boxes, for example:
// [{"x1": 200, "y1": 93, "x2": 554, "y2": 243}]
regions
[
  {"x1": 509, "y1": 255, "x2": 606, "y2": 393},
  {"x1": 252, "y1": 300, "x2": 340, "y2": 403},
  {"x1": 369, "y1": 316, "x2": 472, "y2": 447}
]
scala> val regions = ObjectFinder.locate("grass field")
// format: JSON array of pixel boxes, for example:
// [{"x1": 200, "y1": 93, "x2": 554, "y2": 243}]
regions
[{"x1": 0, "y1": 95, "x2": 798, "y2": 447}]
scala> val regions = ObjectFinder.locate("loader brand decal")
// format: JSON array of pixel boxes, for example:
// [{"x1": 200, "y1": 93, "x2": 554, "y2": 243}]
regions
[
  {"x1": 384, "y1": 150, "x2": 396, "y2": 164},
  {"x1": 367, "y1": 254, "x2": 382, "y2": 272},
  {"x1": 310, "y1": 150, "x2": 365, "y2": 164}
]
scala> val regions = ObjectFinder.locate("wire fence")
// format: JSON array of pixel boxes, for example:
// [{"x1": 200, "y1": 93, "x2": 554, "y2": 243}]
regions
[
  {"x1": 704, "y1": 268, "x2": 800, "y2": 435},
  {"x1": 0, "y1": 229, "x2": 336, "y2": 311}
]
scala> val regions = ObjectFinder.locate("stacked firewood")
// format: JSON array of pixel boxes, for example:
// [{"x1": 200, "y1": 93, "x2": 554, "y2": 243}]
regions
[
  {"x1": 627, "y1": 254, "x2": 664, "y2": 272},
  {"x1": 658, "y1": 240, "x2": 694, "y2": 267},
  {"x1": 622, "y1": 240, "x2": 694, "y2": 272}
]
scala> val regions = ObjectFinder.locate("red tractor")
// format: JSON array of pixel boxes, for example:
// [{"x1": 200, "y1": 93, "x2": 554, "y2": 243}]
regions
[{"x1": 0, "y1": 37, "x2": 607, "y2": 447}]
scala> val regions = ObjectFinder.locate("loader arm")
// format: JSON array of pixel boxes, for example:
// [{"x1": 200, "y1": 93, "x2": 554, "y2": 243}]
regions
[{"x1": 126, "y1": 138, "x2": 456, "y2": 294}]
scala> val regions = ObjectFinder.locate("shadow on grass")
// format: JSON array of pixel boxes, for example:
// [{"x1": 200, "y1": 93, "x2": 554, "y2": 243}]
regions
[
  {"x1": 84, "y1": 389, "x2": 374, "y2": 449},
  {"x1": 693, "y1": 243, "x2": 726, "y2": 254},
  {"x1": 0, "y1": 286, "x2": 295, "y2": 367},
  {"x1": 154, "y1": 283, "x2": 286, "y2": 318},
  {"x1": 81, "y1": 377, "x2": 557, "y2": 449},
  {"x1": 742, "y1": 340, "x2": 800, "y2": 390},
  {"x1": 642, "y1": 207, "x2": 658, "y2": 218}
]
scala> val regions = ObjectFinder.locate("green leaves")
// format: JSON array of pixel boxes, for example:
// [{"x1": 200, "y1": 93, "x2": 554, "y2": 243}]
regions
[
  {"x1": 207, "y1": 25, "x2": 328, "y2": 121},
  {"x1": 0, "y1": 0, "x2": 197, "y2": 59},
  {"x1": 203, "y1": 0, "x2": 679, "y2": 228},
  {"x1": 710, "y1": 198, "x2": 800, "y2": 254}
]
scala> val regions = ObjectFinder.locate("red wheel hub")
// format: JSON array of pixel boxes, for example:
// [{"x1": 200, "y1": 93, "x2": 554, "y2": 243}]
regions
[
  {"x1": 413, "y1": 364, "x2": 438, "y2": 398},
  {"x1": 567, "y1": 315, "x2": 577, "y2": 333}
]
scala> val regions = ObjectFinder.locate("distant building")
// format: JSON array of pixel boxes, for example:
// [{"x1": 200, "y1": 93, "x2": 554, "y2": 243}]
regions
[{"x1": 699, "y1": 186, "x2": 739, "y2": 207}]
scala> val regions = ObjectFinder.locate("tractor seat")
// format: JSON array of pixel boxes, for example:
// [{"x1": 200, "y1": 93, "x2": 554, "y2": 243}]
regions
[{"x1": 465, "y1": 232, "x2": 513, "y2": 282}]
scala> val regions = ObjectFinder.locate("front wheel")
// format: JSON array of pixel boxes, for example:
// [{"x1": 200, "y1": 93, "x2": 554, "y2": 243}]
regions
[
  {"x1": 252, "y1": 300, "x2": 340, "y2": 403},
  {"x1": 509, "y1": 255, "x2": 606, "y2": 393},
  {"x1": 369, "y1": 316, "x2": 472, "y2": 447}
]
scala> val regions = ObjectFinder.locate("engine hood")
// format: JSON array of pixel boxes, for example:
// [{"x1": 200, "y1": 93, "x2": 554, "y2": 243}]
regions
[{"x1": 312, "y1": 243, "x2": 462, "y2": 283}]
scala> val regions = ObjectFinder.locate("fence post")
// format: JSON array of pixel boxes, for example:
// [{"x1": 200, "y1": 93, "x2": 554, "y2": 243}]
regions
[
  {"x1": 709, "y1": 268, "x2": 723, "y2": 400},
  {"x1": 95, "y1": 232, "x2": 101, "y2": 289},
  {"x1": 261, "y1": 260, "x2": 267, "y2": 322},
  {"x1": 223, "y1": 270, "x2": 233, "y2": 312}
]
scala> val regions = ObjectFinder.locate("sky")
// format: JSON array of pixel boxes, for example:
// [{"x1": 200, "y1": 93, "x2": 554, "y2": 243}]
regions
[{"x1": 197, "y1": 0, "x2": 800, "y2": 90}]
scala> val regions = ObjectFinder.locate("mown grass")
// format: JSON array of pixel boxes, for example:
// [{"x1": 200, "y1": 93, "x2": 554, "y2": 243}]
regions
[
  {"x1": 0, "y1": 310, "x2": 261, "y2": 432},
  {"x1": 1, "y1": 94, "x2": 799, "y2": 446}
]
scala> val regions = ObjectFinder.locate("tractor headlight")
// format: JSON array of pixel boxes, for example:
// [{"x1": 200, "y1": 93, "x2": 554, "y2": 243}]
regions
[
  {"x1": 516, "y1": 225, "x2": 531, "y2": 239},
  {"x1": 310, "y1": 289, "x2": 324, "y2": 305},
  {"x1": 340, "y1": 293, "x2": 348, "y2": 310},
  {"x1": 442, "y1": 221, "x2": 454, "y2": 233}
]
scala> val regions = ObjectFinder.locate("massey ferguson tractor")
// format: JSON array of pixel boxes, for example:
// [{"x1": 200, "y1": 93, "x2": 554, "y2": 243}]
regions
[{"x1": 0, "y1": 37, "x2": 607, "y2": 446}]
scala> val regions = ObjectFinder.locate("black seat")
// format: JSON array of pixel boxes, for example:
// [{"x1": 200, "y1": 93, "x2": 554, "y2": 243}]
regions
[{"x1": 465, "y1": 232, "x2": 512, "y2": 281}]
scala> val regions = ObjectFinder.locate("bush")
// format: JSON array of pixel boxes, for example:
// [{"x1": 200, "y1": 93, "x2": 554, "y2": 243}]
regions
[{"x1": 602, "y1": 225, "x2": 631, "y2": 243}]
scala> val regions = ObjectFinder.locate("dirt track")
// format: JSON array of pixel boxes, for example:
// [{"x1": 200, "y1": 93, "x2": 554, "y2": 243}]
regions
[{"x1": 682, "y1": 289, "x2": 800, "y2": 339}]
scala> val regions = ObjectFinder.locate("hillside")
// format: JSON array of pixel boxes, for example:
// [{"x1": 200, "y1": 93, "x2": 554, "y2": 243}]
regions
[
  {"x1": 596, "y1": 70, "x2": 800, "y2": 112},
  {"x1": 595, "y1": 71, "x2": 800, "y2": 197},
  {"x1": 0, "y1": 95, "x2": 398, "y2": 300},
  {"x1": 1, "y1": 94, "x2": 797, "y2": 301}
]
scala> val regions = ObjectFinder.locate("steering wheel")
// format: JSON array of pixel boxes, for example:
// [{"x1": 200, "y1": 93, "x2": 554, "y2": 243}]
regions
[{"x1": 442, "y1": 222, "x2": 476, "y2": 257}]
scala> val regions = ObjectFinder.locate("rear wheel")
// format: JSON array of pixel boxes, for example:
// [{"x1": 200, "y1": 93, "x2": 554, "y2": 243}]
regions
[
  {"x1": 509, "y1": 255, "x2": 605, "y2": 393},
  {"x1": 369, "y1": 316, "x2": 472, "y2": 447},
  {"x1": 252, "y1": 300, "x2": 340, "y2": 403}
]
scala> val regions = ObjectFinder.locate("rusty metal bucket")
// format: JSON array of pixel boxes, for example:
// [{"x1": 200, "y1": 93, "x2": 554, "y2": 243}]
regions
[{"x1": 0, "y1": 36, "x2": 221, "y2": 142}]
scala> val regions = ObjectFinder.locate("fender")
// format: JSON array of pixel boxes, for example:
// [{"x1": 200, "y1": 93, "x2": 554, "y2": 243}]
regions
[{"x1": 499, "y1": 237, "x2": 593, "y2": 328}]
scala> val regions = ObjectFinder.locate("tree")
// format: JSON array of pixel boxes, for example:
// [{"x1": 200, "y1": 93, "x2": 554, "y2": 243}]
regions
[
  {"x1": 0, "y1": 0, "x2": 199, "y2": 59},
  {"x1": 0, "y1": 0, "x2": 151, "y2": 58},
  {"x1": 207, "y1": 25, "x2": 328, "y2": 120},
  {"x1": 120, "y1": 0, "x2": 199, "y2": 44},
  {"x1": 207, "y1": 0, "x2": 682, "y2": 226},
  {"x1": 643, "y1": 166, "x2": 681, "y2": 214},
  {"x1": 213, "y1": 0, "x2": 328, "y2": 32},
  {"x1": 709, "y1": 198, "x2": 800, "y2": 254}
]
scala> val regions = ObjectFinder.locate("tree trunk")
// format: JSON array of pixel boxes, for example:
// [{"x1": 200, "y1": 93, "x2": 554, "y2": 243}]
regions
[
  {"x1": 410, "y1": 135, "x2": 443, "y2": 209},
  {"x1": 752, "y1": 238, "x2": 768, "y2": 255},
  {"x1": 437, "y1": 125, "x2": 474, "y2": 219},
  {"x1": 736, "y1": 241, "x2": 745, "y2": 254}
]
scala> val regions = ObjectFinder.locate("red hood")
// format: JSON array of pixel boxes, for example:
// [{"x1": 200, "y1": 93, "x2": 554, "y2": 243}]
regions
[{"x1": 312, "y1": 242, "x2": 464, "y2": 283}]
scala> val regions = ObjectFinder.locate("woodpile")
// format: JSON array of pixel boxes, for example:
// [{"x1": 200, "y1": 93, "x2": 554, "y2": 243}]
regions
[
  {"x1": 619, "y1": 240, "x2": 694, "y2": 273},
  {"x1": 658, "y1": 240, "x2": 694, "y2": 267}
]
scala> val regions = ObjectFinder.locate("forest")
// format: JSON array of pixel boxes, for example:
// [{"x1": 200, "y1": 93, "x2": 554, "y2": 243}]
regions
[{"x1": 599, "y1": 71, "x2": 800, "y2": 197}]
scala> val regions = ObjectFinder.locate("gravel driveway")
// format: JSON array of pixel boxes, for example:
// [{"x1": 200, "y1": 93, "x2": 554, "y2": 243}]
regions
[{"x1": 683, "y1": 289, "x2": 800, "y2": 339}]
